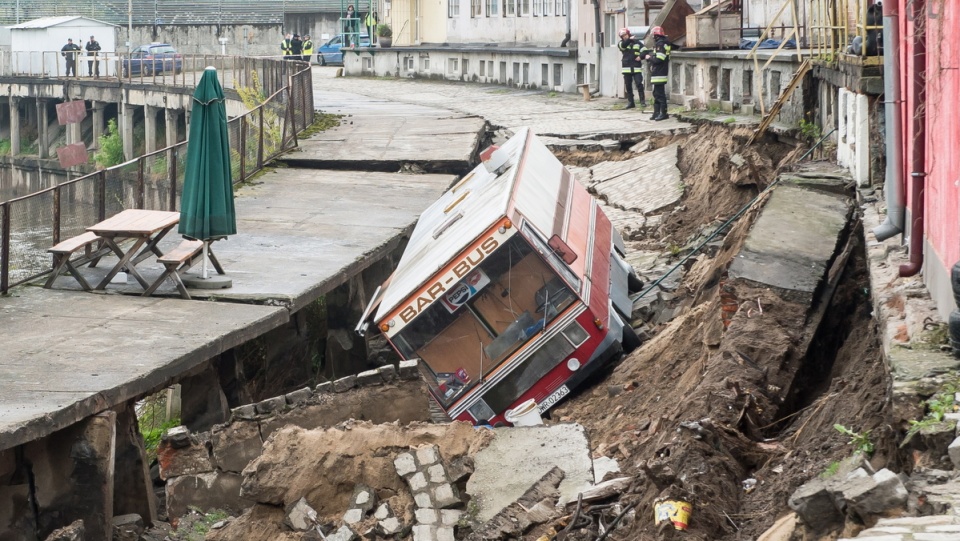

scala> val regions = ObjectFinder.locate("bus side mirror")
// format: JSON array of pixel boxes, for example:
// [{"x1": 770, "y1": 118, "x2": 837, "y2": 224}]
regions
[{"x1": 548, "y1": 235, "x2": 578, "y2": 265}]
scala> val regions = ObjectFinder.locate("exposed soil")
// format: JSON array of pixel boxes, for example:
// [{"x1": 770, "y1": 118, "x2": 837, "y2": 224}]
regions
[{"x1": 549, "y1": 124, "x2": 893, "y2": 539}]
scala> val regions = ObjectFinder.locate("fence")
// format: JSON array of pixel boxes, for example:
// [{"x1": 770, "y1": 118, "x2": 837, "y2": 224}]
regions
[{"x1": 0, "y1": 59, "x2": 314, "y2": 294}]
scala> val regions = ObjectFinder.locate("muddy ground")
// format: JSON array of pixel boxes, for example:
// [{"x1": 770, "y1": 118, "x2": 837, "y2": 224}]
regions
[{"x1": 149, "y1": 122, "x2": 897, "y2": 541}]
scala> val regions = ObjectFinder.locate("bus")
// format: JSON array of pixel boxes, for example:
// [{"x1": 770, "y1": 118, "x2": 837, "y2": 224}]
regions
[{"x1": 356, "y1": 128, "x2": 641, "y2": 425}]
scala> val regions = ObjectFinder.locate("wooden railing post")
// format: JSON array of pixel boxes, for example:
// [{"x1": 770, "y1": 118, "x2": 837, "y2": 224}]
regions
[
  {"x1": 239, "y1": 117, "x2": 247, "y2": 183},
  {"x1": 257, "y1": 107, "x2": 265, "y2": 168},
  {"x1": 1, "y1": 202, "x2": 9, "y2": 294},
  {"x1": 52, "y1": 185, "x2": 61, "y2": 246},
  {"x1": 137, "y1": 158, "x2": 145, "y2": 209},
  {"x1": 169, "y1": 146, "x2": 178, "y2": 211}
]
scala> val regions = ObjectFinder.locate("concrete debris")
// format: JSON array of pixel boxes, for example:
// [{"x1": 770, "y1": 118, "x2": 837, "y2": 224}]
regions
[
  {"x1": 398, "y1": 359, "x2": 420, "y2": 379},
  {"x1": 465, "y1": 466, "x2": 564, "y2": 541},
  {"x1": 111, "y1": 514, "x2": 144, "y2": 541},
  {"x1": 790, "y1": 466, "x2": 908, "y2": 530},
  {"x1": 161, "y1": 425, "x2": 194, "y2": 449},
  {"x1": 342, "y1": 483, "x2": 376, "y2": 524},
  {"x1": 577, "y1": 476, "x2": 633, "y2": 503},
  {"x1": 43, "y1": 520, "x2": 85, "y2": 541},
  {"x1": 629, "y1": 139, "x2": 651, "y2": 153},
  {"x1": 285, "y1": 387, "x2": 313, "y2": 405},
  {"x1": 949, "y1": 436, "x2": 960, "y2": 468},
  {"x1": 842, "y1": 468, "x2": 908, "y2": 519},
  {"x1": 326, "y1": 524, "x2": 358, "y2": 541},
  {"x1": 157, "y1": 429, "x2": 212, "y2": 480},
  {"x1": 788, "y1": 478, "x2": 844, "y2": 531},
  {"x1": 590, "y1": 144, "x2": 682, "y2": 214},
  {"x1": 285, "y1": 497, "x2": 319, "y2": 531},
  {"x1": 356, "y1": 368, "x2": 383, "y2": 386},
  {"x1": 255, "y1": 396, "x2": 286, "y2": 415},
  {"x1": 332, "y1": 375, "x2": 358, "y2": 392},
  {"x1": 166, "y1": 471, "x2": 249, "y2": 522},
  {"x1": 395, "y1": 445, "x2": 462, "y2": 510},
  {"x1": 211, "y1": 421, "x2": 263, "y2": 474}
]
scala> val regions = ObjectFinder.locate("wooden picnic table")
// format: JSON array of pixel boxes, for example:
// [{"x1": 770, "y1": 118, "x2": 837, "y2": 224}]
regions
[{"x1": 86, "y1": 209, "x2": 180, "y2": 291}]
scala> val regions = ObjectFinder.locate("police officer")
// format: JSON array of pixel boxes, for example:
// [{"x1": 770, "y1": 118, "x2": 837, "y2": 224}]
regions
[
  {"x1": 648, "y1": 26, "x2": 672, "y2": 121},
  {"x1": 85, "y1": 35, "x2": 101, "y2": 77},
  {"x1": 617, "y1": 28, "x2": 647, "y2": 110},
  {"x1": 281, "y1": 33, "x2": 293, "y2": 59},
  {"x1": 61, "y1": 38, "x2": 81, "y2": 77},
  {"x1": 301, "y1": 35, "x2": 313, "y2": 62},
  {"x1": 364, "y1": 11, "x2": 378, "y2": 42}
]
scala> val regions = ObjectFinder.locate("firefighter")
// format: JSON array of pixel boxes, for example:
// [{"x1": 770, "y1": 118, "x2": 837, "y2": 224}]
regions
[
  {"x1": 281, "y1": 33, "x2": 293, "y2": 59},
  {"x1": 648, "y1": 26, "x2": 672, "y2": 121},
  {"x1": 617, "y1": 28, "x2": 647, "y2": 109},
  {"x1": 301, "y1": 35, "x2": 313, "y2": 62}
]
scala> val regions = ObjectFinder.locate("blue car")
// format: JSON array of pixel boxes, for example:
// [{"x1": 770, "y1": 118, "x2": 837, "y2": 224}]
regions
[
  {"x1": 316, "y1": 34, "x2": 371, "y2": 65},
  {"x1": 122, "y1": 44, "x2": 183, "y2": 77}
]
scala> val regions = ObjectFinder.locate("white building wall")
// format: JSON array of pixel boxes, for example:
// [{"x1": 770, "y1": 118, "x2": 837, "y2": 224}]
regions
[
  {"x1": 444, "y1": 0, "x2": 569, "y2": 44},
  {"x1": 10, "y1": 20, "x2": 117, "y2": 77},
  {"x1": 836, "y1": 88, "x2": 870, "y2": 186}
]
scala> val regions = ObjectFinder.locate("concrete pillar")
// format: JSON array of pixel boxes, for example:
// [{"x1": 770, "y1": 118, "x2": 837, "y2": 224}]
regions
[
  {"x1": 165, "y1": 108, "x2": 179, "y2": 148},
  {"x1": 9, "y1": 97, "x2": 20, "y2": 156},
  {"x1": 144, "y1": 105, "x2": 157, "y2": 154},
  {"x1": 37, "y1": 99, "x2": 49, "y2": 159},
  {"x1": 121, "y1": 101, "x2": 134, "y2": 161},
  {"x1": 179, "y1": 363, "x2": 230, "y2": 432},
  {"x1": 92, "y1": 101, "x2": 105, "y2": 145},
  {"x1": 29, "y1": 411, "x2": 117, "y2": 541},
  {"x1": 113, "y1": 403, "x2": 158, "y2": 525}
]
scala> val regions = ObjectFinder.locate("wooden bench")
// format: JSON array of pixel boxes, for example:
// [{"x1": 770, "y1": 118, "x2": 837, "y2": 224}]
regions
[
  {"x1": 143, "y1": 239, "x2": 225, "y2": 299},
  {"x1": 45, "y1": 232, "x2": 109, "y2": 291}
]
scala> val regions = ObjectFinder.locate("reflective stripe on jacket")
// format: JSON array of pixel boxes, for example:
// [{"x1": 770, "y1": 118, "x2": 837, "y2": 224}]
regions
[
  {"x1": 281, "y1": 39, "x2": 292, "y2": 55},
  {"x1": 649, "y1": 37, "x2": 671, "y2": 84},
  {"x1": 618, "y1": 38, "x2": 645, "y2": 72},
  {"x1": 302, "y1": 40, "x2": 314, "y2": 56}
]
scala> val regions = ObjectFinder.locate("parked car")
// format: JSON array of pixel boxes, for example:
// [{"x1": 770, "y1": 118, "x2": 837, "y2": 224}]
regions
[
  {"x1": 316, "y1": 34, "x2": 371, "y2": 65},
  {"x1": 122, "y1": 44, "x2": 183, "y2": 77}
]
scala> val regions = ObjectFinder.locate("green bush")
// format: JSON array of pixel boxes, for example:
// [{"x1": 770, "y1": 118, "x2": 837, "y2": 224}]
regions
[{"x1": 94, "y1": 119, "x2": 125, "y2": 169}]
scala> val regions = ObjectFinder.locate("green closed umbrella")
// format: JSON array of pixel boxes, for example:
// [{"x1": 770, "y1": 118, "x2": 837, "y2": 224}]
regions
[{"x1": 178, "y1": 67, "x2": 236, "y2": 279}]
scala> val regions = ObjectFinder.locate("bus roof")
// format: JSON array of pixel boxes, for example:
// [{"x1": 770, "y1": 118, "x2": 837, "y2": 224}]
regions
[{"x1": 374, "y1": 128, "x2": 535, "y2": 321}]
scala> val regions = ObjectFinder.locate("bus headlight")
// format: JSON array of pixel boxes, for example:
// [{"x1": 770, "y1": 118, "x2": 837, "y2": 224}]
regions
[{"x1": 567, "y1": 358, "x2": 581, "y2": 371}]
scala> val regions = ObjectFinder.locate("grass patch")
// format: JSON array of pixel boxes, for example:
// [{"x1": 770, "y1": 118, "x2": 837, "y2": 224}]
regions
[
  {"x1": 820, "y1": 461, "x2": 840, "y2": 478},
  {"x1": 299, "y1": 112, "x2": 343, "y2": 138},
  {"x1": 170, "y1": 508, "x2": 232, "y2": 541},
  {"x1": 137, "y1": 391, "x2": 181, "y2": 462}
]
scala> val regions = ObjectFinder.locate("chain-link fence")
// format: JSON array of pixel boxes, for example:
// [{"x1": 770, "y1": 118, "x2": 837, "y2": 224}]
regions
[{"x1": 0, "y1": 61, "x2": 313, "y2": 293}]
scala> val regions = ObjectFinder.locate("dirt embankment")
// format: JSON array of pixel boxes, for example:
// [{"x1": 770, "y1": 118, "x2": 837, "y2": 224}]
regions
[{"x1": 552, "y1": 125, "x2": 892, "y2": 539}]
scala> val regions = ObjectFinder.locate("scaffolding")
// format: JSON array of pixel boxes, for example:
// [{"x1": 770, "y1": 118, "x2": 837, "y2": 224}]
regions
[
  {"x1": 810, "y1": 0, "x2": 883, "y2": 64},
  {"x1": 338, "y1": 0, "x2": 376, "y2": 46}
]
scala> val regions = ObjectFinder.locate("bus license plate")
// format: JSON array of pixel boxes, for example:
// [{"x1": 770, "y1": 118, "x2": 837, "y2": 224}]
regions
[{"x1": 538, "y1": 385, "x2": 570, "y2": 413}]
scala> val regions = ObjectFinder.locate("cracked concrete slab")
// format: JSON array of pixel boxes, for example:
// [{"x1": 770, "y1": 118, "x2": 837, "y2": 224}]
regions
[{"x1": 591, "y1": 144, "x2": 683, "y2": 214}]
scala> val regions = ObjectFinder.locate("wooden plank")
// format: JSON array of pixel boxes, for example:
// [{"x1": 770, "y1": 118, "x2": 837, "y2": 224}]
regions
[
  {"x1": 88, "y1": 210, "x2": 179, "y2": 236},
  {"x1": 49, "y1": 232, "x2": 101, "y2": 254},
  {"x1": 158, "y1": 240, "x2": 203, "y2": 264},
  {"x1": 748, "y1": 59, "x2": 811, "y2": 145}
]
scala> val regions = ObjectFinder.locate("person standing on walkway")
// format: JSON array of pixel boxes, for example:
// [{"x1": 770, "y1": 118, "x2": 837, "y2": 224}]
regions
[
  {"x1": 301, "y1": 35, "x2": 313, "y2": 62},
  {"x1": 344, "y1": 4, "x2": 360, "y2": 47},
  {"x1": 61, "y1": 38, "x2": 81, "y2": 77},
  {"x1": 364, "y1": 11, "x2": 378, "y2": 43},
  {"x1": 617, "y1": 28, "x2": 647, "y2": 110},
  {"x1": 648, "y1": 26, "x2": 672, "y2": 121},
  {"x1": 281, "y1": 33, "x2": 293, "y2": 59},
  {"x1": 291, "y1": 34, "x2": 303, "y2": 61},
  {"x1": 85, "y1": 35, "x2": 101, "y2": 77}
]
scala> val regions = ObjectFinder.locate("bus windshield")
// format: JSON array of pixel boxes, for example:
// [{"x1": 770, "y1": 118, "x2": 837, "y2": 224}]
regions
[{"x1": 391, "y1": 234, "x2": 577, "y2": 407}]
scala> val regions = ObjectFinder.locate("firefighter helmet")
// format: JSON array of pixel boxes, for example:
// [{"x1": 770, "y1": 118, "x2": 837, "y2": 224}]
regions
[
  {"x1": 651, "y1": 26, "x2": 665, "y2": 36},
  {"x1": 618, "y1": 27, "x2": 630, "y2": 38}
]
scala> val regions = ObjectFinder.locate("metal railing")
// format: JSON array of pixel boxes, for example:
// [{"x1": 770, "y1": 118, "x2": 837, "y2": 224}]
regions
[
  {"x1": 0, "y1": 59, "x2": 314, "y2": 294},
  {"x1": 810, "y1": 0, "x2": 883, "y2": 62}
]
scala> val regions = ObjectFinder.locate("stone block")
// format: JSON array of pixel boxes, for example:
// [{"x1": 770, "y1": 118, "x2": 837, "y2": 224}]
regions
[
  {"x1": 436, "y1": 525, "x2": 456, "y2": 541},
  {"x1": 352, "y1": 483, "x2": 376, "y2": 514},
  {"x1": 377, "y1": 516, "x2": 402, "y2": 536},
  {"x1": 394, "y1": 452, "x2": 417, "y2": 477},
  {"x1": 414, "y1": 491, "x2": 433, "y2": 508},
  {"x1": 788, "y1": 479, "x2": 843, "y2": 531},
  {"x1": 415, "y1": 508, "x2": 439, "y2": 525},
  {"x1": 413, "y1": 524, "x2": 437, "y2": 541},
  {"x1": 327, "y1": 525, "x2": 358, "y2": 541},
  {"x1": 112, "y1": 514, "x2": 144, "y2": 541},
  {"x1": 427, "y1": 464, "x2": 448, "y2": 483},
  {"x1": 43, "y1": 520, "x2": 84, "y2": 541},
  {"x1": 378, "y1": 364, "x2": 398, "y2": 382},
  {"x1": 948, "y1": 436, "x2": 960, "y2": 469},
  {"x1": 286, "y1": 497, "x2": 319, "y2": 530},
  {"x1": 416, "y1": 445, "x2": 440, "y2": 466},
  {"x1": 356, "y1": 369, "x2": 383, "y2": 386},
  {"x1": 399, "y1": 359, "x2": 420, "y2": 380},
  {"x1": 161, "y1": 425, "x2": 193, "y2": 448},
  {"x1": 315, "y1": 381, "x2": 333, "y2": 394},
  {"x1": 255, "y1": 396, "x2": 287, "y2": 415},
  {"x1": 333, "y1": 375, "x2": 358, "y2": 392},
  {"x1": 211, "y1": 421, "x2": 263, "y2": 473},
  {"x1": 433, "y1": 483, "x2": 461, "y2": 508},
  {"x1": 231, "y1": 404, "x2": 257, "y2": 421},
  {"x1": 374, "y1": 503, "x2": 393, "y2": 521},
  {"x1": 165, "y1": 472, "x2": 250, "y2": 522},
  {"x1": 286, "y1": 387, "x2": 313, "y2": 406},
  {"x1": 409, "y1": 472, "x2": 428, "y2": 491},
  {"x1": 343, "y1": 508, "x2": 364, "y2": 525},
  {"x1": 845, "y1": 468, "x2": 907, "y2": 518},
  {"x1": 440, "y1": 509, "x2": 463, "y2": 526},
  {"x1": 157, "y1": 435, "x2": 213, "y2": 480},
  {"x1": 446, "y1": 456, "x2": 474, "y2": 483}
]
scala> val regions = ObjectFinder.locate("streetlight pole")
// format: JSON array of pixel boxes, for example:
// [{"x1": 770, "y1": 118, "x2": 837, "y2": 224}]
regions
[{"x1": 127, "y1": 0, "x2": 132, "y2": 50}]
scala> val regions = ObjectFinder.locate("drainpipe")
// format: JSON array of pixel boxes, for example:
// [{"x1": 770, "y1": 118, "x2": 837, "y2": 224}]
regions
[
  {"x1": 560, "y1": 0, "x2": 571, "y2": 47},
  {"x1": 899, "y1": 0, "x2": 926, "y2": 277},
  {"x1": 873, "y1": 0, "x2": 904, "y2": 241},
  {"x1": 592, "y1": 0, "x2": 602, "y2": 90}
]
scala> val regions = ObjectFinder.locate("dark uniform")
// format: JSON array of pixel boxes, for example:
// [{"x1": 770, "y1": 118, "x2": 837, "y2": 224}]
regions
[
  {"x1": 291, "y1": 34, "x2": 303, "y2": 59},
  {"x1": 648, "y1": 28, "x2": 672, "y2": 121},
  {"x1": 617, "y1": 29, "x2": 648, "y2": 109},
  {"x1": 85, "y1": 36, "x2": 101, "y2": 77},
  {"x1": 61, "y1": 39, "x2": 81, "y2": 76}
]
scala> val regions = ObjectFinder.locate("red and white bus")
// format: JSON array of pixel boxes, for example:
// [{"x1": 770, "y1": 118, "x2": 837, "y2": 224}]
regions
[{"x1": 357, "y1": 128, "x2": 640, "y2": 425}]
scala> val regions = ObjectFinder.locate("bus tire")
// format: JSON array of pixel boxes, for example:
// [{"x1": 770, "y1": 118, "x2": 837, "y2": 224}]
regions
[
  {"x1": 627, "y1": 271, "x2": 644, "y2": 295},
  {"x1": 622, "y1": 323, "x2": 642, "y2": 353}
]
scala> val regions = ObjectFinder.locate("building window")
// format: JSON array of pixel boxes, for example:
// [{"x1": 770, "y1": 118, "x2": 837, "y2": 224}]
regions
[
  {"x1": 541, "y1": 64, "x2": 549, "y2": 86},
  {"x1": 486, "y1": 0, "x2": 499, "y2": 15},
  {"x1": 448, "y1": 57, "x2": 459, "y2": 74},
  {"x1": 448, "y1": 0, "x2": 460, "y2": 17},
  {"x1": 480, "y1": 61, "x2": 486, "y2": 76},
  {"x1": 504, "y1": 0, "x2": 516, "y2": 15},
  {"x1": 520, "y1": 0, "x2": 530, "y2": 16},
  {"x1": 471, "y1": 0, "x2": 482, "y2": 17},
  {"x1": 560, "y1": 0, "x2": 566, "y2": 15},
  {"x1": 533, "y1": 0, "x2": 542, "y2": 16},
  {"x1": 544, "y1": 0, "x2": 551, "y2": 15},
  {"x1": 553, "y1": 63, "x2": 562, "y2": 86}
]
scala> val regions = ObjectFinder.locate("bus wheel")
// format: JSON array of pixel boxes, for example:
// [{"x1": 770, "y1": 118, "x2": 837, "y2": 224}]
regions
[
  {"x1": 622, "y1": 323, "x2": 642, "y2": 353},
  {"x1": 627, "y1": 271, "x2": 644, "y2": 294}
]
